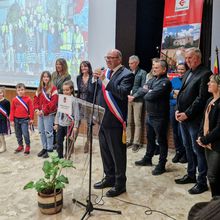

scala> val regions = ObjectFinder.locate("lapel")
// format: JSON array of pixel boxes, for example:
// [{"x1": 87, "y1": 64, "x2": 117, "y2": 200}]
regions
[
  {"x1": 181, "y1": 66, "x2": 201, "y2": 89},
  {"x1": 110, "y1": 66, "x2": 124, "y2": 81}
]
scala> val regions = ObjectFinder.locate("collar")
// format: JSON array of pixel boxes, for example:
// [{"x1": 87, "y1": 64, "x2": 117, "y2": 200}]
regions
[{"x1": 111, "y1": 64, "x2": 123, "y2": 76}]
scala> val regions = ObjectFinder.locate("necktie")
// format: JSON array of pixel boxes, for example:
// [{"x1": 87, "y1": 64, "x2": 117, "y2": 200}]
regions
[{"x1": 109, "y1": 70, "x2": 114, "y2": 79}]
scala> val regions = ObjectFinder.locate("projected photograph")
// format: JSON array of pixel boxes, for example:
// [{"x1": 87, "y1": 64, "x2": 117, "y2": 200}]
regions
[{"x1": 0, "y1": 0, "x2": 88, "y2": 87}]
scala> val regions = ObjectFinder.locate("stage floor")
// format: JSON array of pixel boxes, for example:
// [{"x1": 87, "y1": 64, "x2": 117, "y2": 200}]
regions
[{"x1": 0, "y1": 132, "x2": 210, "y2": 220}]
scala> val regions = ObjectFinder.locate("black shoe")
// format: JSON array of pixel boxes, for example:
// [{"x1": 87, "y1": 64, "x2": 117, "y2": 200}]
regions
[
  {"x1": 179, "y1": 153, "x2": 187, "y2": 163},
  {"x1": 93, "y1": 178, "x2": 115, "y2": 189},
  {"x1": 188, "y1": 183, "x2": 208, "y2": 194},
  {"x1": 152, "y1": 164, "x2": 166, "y2": 175},
  {"x1": 42, "y1": 151, "x2": 49, "y2": 158},
  {"x1": 175, "y1": 175, "x2": 197, "y2": 184},
  {"x1": 106, "y1": 186, "x2": 126, "y2": 197},
  {"x1": 132, "y1": 144, "x2": 141, "y2": 153},
  {"x1": 154, "y1": 145, "x2": 160, "y2": 155},
  {"x1": 172, "y1": 152, "x2": 182, "y2": 163},
  {"x1": 126, "y1": 142, "x2": 133, "y2": 149},
  {"x1": 37, "y1": 149, "x2": 47, "y2": 157},
  {"x1": 135, "y1": 157, "x2": 152, "y2": 166}
]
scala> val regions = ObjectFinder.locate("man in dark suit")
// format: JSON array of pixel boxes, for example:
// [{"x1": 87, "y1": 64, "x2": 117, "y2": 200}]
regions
[
  {"x1": 93, "y1": 49, "x2": 134, "y2": 197},
  {"x1": 175, "y1": 48, "x2": 212, "y2": 194}
]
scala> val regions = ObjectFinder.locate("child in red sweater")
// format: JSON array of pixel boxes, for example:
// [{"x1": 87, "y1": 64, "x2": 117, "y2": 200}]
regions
[
  {"x1": 10, "y1": 83, "x2": 34, "y2": 155},
  {"x1": 34, "y1": 71, "x2": 58, "y2": 158}
]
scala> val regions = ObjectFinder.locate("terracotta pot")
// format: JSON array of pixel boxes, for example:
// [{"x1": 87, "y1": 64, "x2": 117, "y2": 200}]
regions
[{"x1": 37, "y1": 189, "x2": 63, "y2": 215}]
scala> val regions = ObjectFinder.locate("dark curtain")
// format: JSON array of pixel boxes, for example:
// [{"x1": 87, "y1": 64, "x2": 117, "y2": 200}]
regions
[{"x1": 200, "y1": 0, "x2": 213, "y2": 68}]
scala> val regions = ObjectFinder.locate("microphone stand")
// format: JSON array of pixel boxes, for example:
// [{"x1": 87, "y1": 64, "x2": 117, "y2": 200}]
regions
[{"x1": 72, "y1": 78, "x2": 121, "y2": 220}]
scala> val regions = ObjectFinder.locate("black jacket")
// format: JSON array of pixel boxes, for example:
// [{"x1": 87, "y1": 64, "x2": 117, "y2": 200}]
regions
[
  {"x1": 96, "y1": 66, "x2": 134, "y2": 128},
  {"x1": 177, "y1": 64, "x2": 212, "y2": 121},
  {"x1": 76, "y1": 75, "x2": 94, "y2": 103},
  {"x1": 144, "y1": 75, "x2": 172, "y2": 117},
  {"x1": 199, "y1": 97, "x2": 220, "y2": 152},
  {"x1": 0, "y1": 99, "x2": 10, "y2": 121}
]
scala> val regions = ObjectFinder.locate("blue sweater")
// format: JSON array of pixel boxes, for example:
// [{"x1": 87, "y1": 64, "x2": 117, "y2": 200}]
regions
[{"x1": 170, "y1": 77, "x2": 182, "y2": 106}]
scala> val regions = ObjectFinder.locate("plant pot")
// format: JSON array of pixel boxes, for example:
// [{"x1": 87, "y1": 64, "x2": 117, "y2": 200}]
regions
[{"x1": 37, "y1": 189, "x2": 63, "y2": 215}]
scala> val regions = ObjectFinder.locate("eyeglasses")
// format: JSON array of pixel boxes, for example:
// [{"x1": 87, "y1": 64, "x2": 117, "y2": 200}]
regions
[{"x1": 104, "y1": 56, "x2": 119, "y2": 61}]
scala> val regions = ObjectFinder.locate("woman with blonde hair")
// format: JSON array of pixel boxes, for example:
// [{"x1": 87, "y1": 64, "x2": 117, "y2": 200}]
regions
[
  {"x1": 52, "y1": 58, "x2": 71, "y2": 94},
  {"x1": 197, "y1": 74, "x2": 220, "y2": 197}
]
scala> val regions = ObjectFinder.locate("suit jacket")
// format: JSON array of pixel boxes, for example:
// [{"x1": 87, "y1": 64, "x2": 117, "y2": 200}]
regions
[
  {"x1": 96, "y1": 66, "x2": 134, "y2": 128},
  {"x1": 199, "y1": 97, "x2": 220, "y2": 152},
  {"x1": 76, "y1": 75, "x2": 94, "y2": 103},
  {"x1": 177, "y1": 64, "x2": 212, "y2": 121}
]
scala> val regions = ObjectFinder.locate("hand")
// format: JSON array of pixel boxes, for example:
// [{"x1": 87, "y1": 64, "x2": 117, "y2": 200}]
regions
[
  {"x1": 143, "y1": 84, "x2": 148, "y2": 91},
  {"x1": 53, "y1": 124, "x2": 58, "y2": 131},
  {"x1": 93, "y1": 68, "x2": 105, "y2": 80},
  {"x1": 176, "y1": 111, "x2": 188, "y2": 122},
  {"x1": 29, "y1": 120, "x2": 34, "y2": 125},
  {"x1": 196, "y1": 137, "x2": 204, "y2": 147},
  {"x1": 173, "y1": 90, "x2": 179, "y2": 99},
  {"x1": 37, "y1": 110, "x2": 43, "y2": 116},
  {"x1": 128, "y1": 95, "x2": 134, "y2": 103},
  {"x1": 11, "y1": 121, "x2": 14, "y2": 126}
]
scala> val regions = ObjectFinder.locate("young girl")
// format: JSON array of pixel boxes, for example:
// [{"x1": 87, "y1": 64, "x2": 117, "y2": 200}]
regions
[
  {"x1": 54, "y1": 80, "x2": 80, "y2": 158},
  {"x1": 34, "y1": 71, "x2": 58, "y2": 158},
  {"x1": 0, "y1": 87, "x2": 10, "y2": 153}
]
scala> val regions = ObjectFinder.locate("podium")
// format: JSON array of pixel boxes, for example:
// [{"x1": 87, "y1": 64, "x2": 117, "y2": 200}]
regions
[{"x1": 57, "y1": 94, "x2": 121, "y2": 219}]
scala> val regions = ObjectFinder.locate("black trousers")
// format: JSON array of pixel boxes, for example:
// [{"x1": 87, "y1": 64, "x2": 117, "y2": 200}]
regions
[
  {"x1": 56, "y1": 125, "x2": 67, "y2": 158},
  {"x1": 99, "y1": 127, "x2": 127, "y2": 187},
  {"x1": 145, "y1": 115, "x2": 169, "y2": 164},
  {"x1": 205, "y1": 149, "x2": 220, "y2": 197}
]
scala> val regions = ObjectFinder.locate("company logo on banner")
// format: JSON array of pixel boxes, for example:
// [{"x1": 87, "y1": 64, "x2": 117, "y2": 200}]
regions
[
  {"x1": 175, "y1": 0, "x2": 190, "y2": 12},
  {"x1": 161, "y1": 0, "x2": 203, "y2": 73}
]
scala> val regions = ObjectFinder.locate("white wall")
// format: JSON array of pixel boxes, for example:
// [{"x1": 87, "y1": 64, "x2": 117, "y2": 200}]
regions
[
  {"x1": 211, "y1": 0, "x2": 220, "y2": 70},
  {"x1": 88, "y1": 0, "x2": 116, "y2": 70}
]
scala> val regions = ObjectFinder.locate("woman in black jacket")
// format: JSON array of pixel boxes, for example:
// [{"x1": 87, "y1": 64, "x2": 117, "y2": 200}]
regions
[
  {"x1": 197, "y1": 74, "x2": 220, "y2": 198},
  {"x1": 77, "y1": 61, "x2": 93, "y2": 153}
]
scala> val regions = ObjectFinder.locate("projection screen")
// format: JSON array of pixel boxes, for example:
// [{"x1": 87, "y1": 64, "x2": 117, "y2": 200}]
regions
[{"x1": 0, "y1": 0, "x2": 116, "y2": 88}]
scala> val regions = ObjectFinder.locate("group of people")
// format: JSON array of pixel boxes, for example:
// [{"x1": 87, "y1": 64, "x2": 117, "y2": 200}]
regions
[
  {"x1": 0, "y1": 47, "x2": 220, "y2": 200},
  {"x1": 0, "y1": 58, "x2": 93, "y2": 158}
]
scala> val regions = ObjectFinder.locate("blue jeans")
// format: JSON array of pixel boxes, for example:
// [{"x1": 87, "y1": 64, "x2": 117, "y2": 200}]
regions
[
  {"x1": 38, "y1": 114, "x2": 54, "y2": 151},
  {"x1": 145, "y1": 115, "x2": 169, "y2": 164},
  {"x1": 14, "y1": 117, "x2": 30, "y2": 146},
  {"x1": 179, "y1": 120, "x2": 207, "y2": 185},
  {"x1": 170, "y1": 105, "x2": 185, "y2": 153}
]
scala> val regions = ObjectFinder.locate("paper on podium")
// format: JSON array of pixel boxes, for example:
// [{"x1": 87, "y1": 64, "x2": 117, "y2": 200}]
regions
[{"x1": 58, "y1": 94, "x2": 105, "y2": 125}]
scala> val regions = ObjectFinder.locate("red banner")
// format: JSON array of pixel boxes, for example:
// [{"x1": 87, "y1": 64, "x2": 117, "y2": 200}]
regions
[{"x1": 161, "y1": 0, "x2": 204, "y2": 71}]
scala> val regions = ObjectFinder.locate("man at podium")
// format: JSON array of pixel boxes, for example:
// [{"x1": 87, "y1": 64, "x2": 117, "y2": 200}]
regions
[{"x1": 93, "y1": 49, "x2": 134, "y2": 197}]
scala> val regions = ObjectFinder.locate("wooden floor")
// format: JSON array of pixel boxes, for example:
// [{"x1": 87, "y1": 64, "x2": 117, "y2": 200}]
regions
[{"x1": 0, "y1": 132, "x2": 210, "y2": 220}]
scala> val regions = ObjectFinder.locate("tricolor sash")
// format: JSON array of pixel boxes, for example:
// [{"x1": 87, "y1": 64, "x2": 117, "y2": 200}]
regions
[
  {"x1": 102, "y1": 68, "x2": 126, "y2": 144},
  {"x1": 0, "y1": 104, "x2": 11, "y2": 134},
  {"x1": 16, "y1": 96, "x2": 29, "y2": 113},
  {"x1": 42, "y1": 88, "x2": 51, "y2": 102}
]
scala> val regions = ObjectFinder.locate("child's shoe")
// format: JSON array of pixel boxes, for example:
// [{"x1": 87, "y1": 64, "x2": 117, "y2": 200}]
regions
[
  {"x1": 24, "y1": 146, "x2": 30, "y2": 155},
  {"x1": 14, "y1": 145, "x2": 24, "y2": 153}
]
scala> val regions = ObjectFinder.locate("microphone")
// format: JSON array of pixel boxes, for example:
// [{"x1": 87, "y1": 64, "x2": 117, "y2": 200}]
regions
[{"x1": 101, "y1": 67, "x2": 105, "y2": 71}]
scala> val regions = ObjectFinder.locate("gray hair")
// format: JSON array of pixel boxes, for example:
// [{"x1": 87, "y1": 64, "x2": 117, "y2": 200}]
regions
[
  {"x1": 129, "y1": 55, "x2": 140, "y2": 62},
  {"x1": 115, "y1": 49, "x2": 122, "y2": 60},
  {"x1": 185, "y1": 47, "x2": 202, "y2": 60},
  {"x1": 154, "y1": 59, "x2": 168, "y2": 73}
]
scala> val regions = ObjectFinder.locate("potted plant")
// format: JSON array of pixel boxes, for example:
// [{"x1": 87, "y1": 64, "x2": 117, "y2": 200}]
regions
[{"x1": 23, "y1": 152, "x2": 75, "y2": 215}]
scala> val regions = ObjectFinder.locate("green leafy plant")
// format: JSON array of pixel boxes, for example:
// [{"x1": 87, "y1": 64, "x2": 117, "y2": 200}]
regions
[{"x1": 23, "y1": 152, "x2": 75, "y2": 194}]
